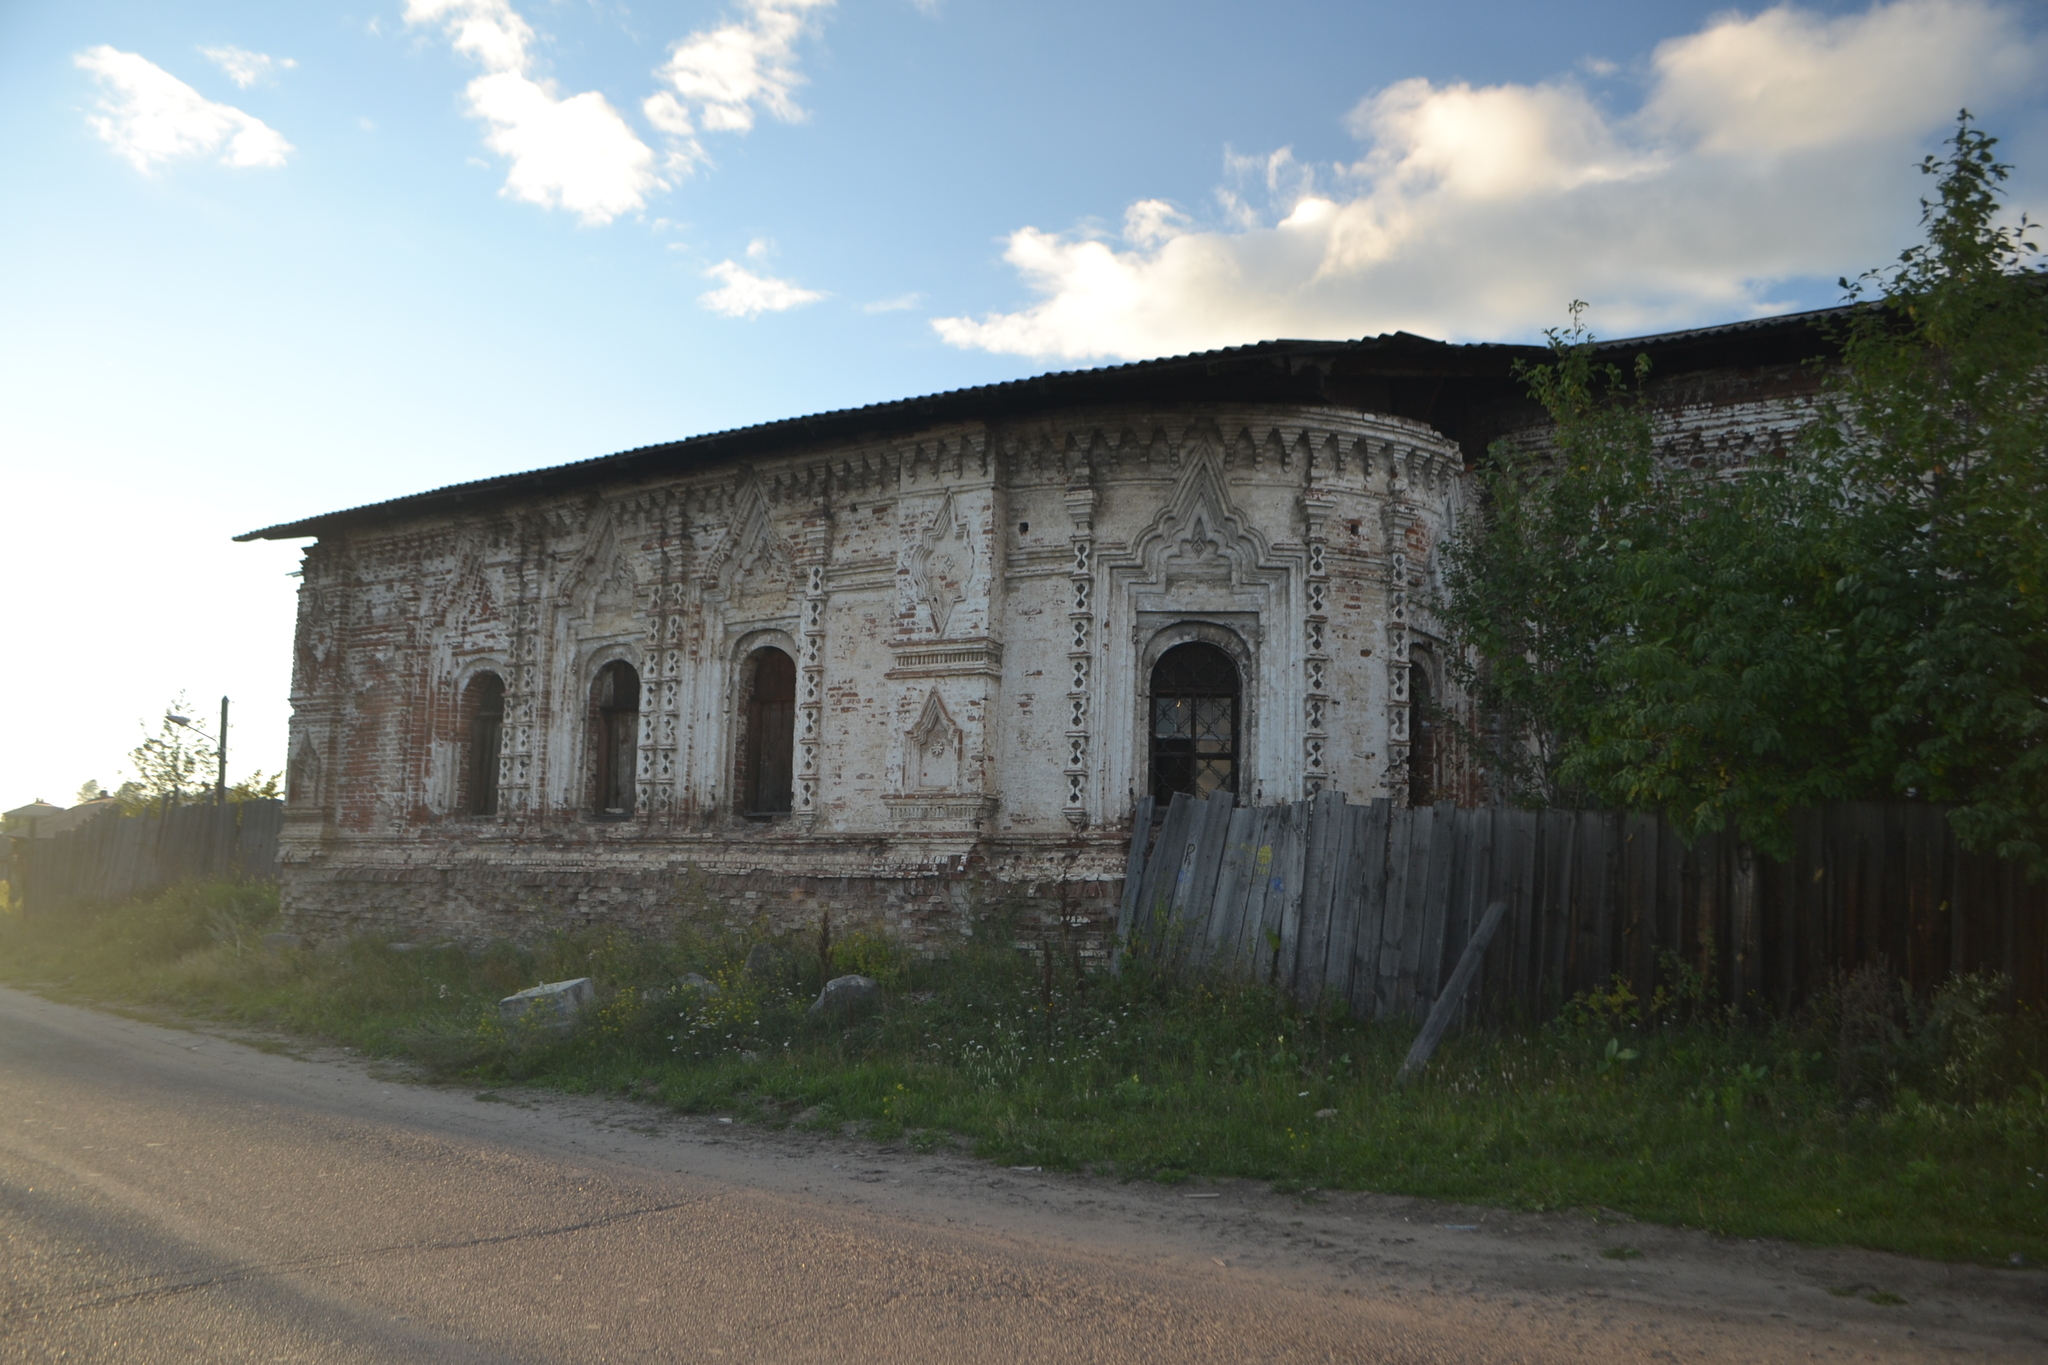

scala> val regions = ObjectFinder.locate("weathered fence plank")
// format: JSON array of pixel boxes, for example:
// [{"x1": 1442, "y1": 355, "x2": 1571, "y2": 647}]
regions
[
  {"x1": 1348, "y1": 800, "x2": 1392, "y2": 1019},
  {"x1": 1198, "y1": 804, "x2": 1258, "y2": 975},
  {"x1": 12, "y1": 800, "x2": 283, "y2": 913},
  {"x1": 1169, "y1": 795, "x2": 1233, "y2": 972},
  {"x1": 1115, "y1": 792, "x2": 2042, "y2": 1023},
  {"x1": 1322, "y1": 800, "x2": 1372, "y2": 1007},
  {"x1": 1263, "y1": 801, "x2": 1308, "y2": 988}
]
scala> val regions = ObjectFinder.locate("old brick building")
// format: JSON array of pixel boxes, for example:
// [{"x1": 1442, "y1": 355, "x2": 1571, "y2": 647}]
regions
[{"x1": 240, "y1": 309, "x2": 1836, "y2": 946}]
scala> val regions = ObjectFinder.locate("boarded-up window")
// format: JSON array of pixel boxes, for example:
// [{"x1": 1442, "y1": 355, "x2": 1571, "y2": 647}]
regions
[
  {"x1": 742, "y1": 647, "x2": 795, "y2": 816},
  {"x1": 463, "y1": 671, "x2": 504, "y2": 816},
  {"x1": 1409, "y1": 662, "x2": 1435, "y2": 807},
  {"x1": 1150, "y1": 642, "x2": 1240, "y2": 801},
  {"x1": 593, "y1": 660, "x2": 640, "y2": 818}
]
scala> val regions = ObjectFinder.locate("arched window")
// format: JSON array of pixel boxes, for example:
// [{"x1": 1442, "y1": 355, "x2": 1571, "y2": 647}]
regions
[
  {"x1": 741, "y1": 647, "x2": 795, "y2": 816},
  {"x1": 1150, "y1": 641, "x2": 1240, "y2": 801},
  {"x1": 592, "y1": 660, "x2": 640, "y2": 818},
  {"x1": 1408, "y1": 662, "x2": 1435, "y2": 807},
  {"x1": 462, "y1": 671, "x2": 504, "y2": 816}
]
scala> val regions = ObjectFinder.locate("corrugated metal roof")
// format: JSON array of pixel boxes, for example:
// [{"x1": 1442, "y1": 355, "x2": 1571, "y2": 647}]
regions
[{"x1": 236, "y1": 305, "x2": 1850, "y2": 542}]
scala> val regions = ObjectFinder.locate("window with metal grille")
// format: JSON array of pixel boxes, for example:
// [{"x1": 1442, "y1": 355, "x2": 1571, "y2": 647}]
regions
[
  {"x1": 742, "y1": 647, "x2": 795, "y2": 816},
  {"x1": 593, "y1": 660, "x2": 640, "y2": 818},
  {"x1": 1150, "y1": 641, "x2": 1240, "y2": 801}
]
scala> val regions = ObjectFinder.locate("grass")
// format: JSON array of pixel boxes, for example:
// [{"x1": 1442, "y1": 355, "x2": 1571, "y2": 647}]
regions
[{"x1": 2, "y1": 879, "x2": 2045, "y2": 1268}]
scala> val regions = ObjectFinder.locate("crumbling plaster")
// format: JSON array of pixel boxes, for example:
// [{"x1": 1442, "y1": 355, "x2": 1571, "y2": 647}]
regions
[{"x1": 279, "y1": 402, "x2": 1470, "y2": 945}]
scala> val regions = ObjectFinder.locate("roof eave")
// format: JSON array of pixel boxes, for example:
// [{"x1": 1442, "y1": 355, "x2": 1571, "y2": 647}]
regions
[{"x1": 236, "y1": 306, "x2": 1851, "y2": 543}]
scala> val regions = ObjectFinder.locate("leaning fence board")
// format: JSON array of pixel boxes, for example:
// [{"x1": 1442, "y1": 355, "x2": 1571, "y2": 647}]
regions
[
  {"x1": 1158, "y1": 798, "x2": 1217, "y2": 963},
  {"x1": 1322, "y1": 801, "x2": 1372, "y2": 1008},
  {"x1": 1347, "y1": 801, "x2": 1393, "y2": 1019},
  {"x1": 1222, "y1": 804, "x2": 1278, "y2": 978},
  {"x1": 1198, "y1": 805, "x2": 1259, "y2": 976},
  {"x1": 1291, "y1": 790, "x2": 1344, "y2": 1002},
  {"x1": 1125, "y1": 793, "x2": 1194, "y2": 964},
  {"x1": 1389, "y1": 805, "x2": 1444, "y2": 1018},
  {"x1": 1124, "y1": 796, "x2": 1175, "y2": 952},
  {"x1": 1411, "y1": 802, "x2": 1460, "y2": 1008},
  {"x1": 1373, "y1": 806, "x2": 1416, "y2": 1018},
  {"x1": 13, "y1": 800, "x2": 283, "y2": 913},
  {"x1": 1115, "y1": 795, "x2": 1156, "y2": 942},
  {"x1": 1218, "y1": 804, "x2": 1268, "y2": 976},
  {"x1": 1534, "y1": 809, "x2": 1572, "y2": 1014},
  {"x1": 1262, "y1": 802, "x2": 1308, "y2": 988},
  {"x1": 1172, "y1": 796, "x2": 1235, "y2": 973},
  {"x1": 1399, "y1": 899, "x2": 1509, "y2": 1084}
]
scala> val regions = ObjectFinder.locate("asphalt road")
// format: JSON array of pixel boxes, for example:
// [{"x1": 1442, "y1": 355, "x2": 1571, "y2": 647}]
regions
[{"x1": 1, "y1": 987, "x2": 2041, "y2": 1363}]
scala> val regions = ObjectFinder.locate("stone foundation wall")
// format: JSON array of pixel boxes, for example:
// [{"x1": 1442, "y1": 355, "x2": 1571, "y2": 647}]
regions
[{"x1": 278, "y1": 831, "x2": 1128, "y2": 957}]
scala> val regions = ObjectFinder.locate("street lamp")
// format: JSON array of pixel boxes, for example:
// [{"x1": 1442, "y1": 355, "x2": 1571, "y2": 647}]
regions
[{"x1": 168, "y1": 696, "x2": 229, "y2": 807}]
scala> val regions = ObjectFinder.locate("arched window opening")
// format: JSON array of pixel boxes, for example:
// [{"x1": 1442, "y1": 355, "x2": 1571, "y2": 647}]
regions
[
  {"x1": 1150, "y1": 641, "x2": 1240, "y2": 802},
  {"x1": 1408, "y1": 662, "x2": 1435, "y2": 807},
  {"x1": 741, "y1": 647, "x2": 795, "y2": 817},
  {"x1": 462, "y1": 671, "x2": 505, "y2": 817},
  {"x1": 592, "y1": 660, "x2": 640, "y2": 818}
]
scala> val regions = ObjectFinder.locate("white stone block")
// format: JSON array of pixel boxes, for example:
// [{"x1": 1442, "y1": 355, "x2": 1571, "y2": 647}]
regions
[{"x1": 497, "y1": 977, "x2": 594, "y2": 1029}]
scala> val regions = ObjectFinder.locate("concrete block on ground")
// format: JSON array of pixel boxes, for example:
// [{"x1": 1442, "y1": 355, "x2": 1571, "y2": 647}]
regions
[{"x1": 497, "y1": 977, "x2": 594, "y2": 1029}]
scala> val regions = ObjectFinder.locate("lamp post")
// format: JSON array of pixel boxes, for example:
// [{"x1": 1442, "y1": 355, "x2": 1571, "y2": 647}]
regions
[{"x1": 168, "y1": 697, "x2": 229, "y2": 807}]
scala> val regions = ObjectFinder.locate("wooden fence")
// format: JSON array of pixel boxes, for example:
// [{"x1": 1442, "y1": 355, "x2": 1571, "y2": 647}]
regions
[
  {"x1": 1115, "y1": 790, "x2": 2047, "y2": 1020},
  {"x1": 8, "y1": 800, "x2": 283, "y2": 914}
]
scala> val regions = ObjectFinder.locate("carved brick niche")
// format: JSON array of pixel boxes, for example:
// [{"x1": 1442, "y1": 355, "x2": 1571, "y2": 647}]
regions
[
  {"x1": 882, "y1": 688, "x2": 995, "y2": 827},
  {"x1": 884, "y1": 488, "x2": 1001, "y2": 828}
]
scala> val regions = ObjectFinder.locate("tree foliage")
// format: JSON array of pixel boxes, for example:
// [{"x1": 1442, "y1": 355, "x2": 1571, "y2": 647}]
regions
[
  {"x1": 1443, "y1": 114, "x2": 2048, "y2": 871},
  {"x1": 124, "y1": 698, "x2": 218, "y2": 807}
]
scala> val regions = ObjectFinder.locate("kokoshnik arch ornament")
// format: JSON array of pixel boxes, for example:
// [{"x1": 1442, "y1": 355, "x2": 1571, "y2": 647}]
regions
[{"x1": 239, "y1": 308, "x2": 1843, "y2": 948}]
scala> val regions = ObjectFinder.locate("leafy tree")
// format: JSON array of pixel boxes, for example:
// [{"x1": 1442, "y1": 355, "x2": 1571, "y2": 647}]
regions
[
  {"x1": 226, "y1": 772, "x2": 282, "y2": 803},
  {"x1": 1821, "y1": 113, "x2": 2048, "y2": 869},
  {"x1": 1442, "y1": 114, "x2": 2047, "y2": 871},
  {"x1": 117, "y1": 699, "x2": 279, "y2": 808},
  {"x1": 123, "y1": 697, "x2": 218, "y2": 808}
]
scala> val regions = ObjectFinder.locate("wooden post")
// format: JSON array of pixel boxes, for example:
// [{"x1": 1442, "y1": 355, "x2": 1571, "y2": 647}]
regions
[
  {"x1": 1397, "y1": 899, "x2": 1507, "y2": 1085},
  {"x1": 1111, "y1": 795, "x2": 1157, "y2": 972}
]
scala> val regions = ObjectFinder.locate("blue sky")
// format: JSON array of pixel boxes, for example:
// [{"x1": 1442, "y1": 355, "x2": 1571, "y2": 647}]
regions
[{"x1": 3, "y1": 0, "x2": 2044, "y2": 808}]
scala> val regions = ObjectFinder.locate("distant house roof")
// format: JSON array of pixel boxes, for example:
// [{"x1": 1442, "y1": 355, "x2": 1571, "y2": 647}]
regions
[
  {"x1": 36, "y1": 799, "x2": 121, "y2": 838},
  {"x1": 3, "y1": 801, "x2": 67, "y2": 837},
  {"x1": 236, "y1": 305, "x2": 1850, "y2": 544},
  {"x1": 3, "y1": 798, "x2": 119, "y2": 839}
]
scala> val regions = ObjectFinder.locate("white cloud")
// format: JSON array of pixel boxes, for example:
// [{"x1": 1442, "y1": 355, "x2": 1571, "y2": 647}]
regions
[
  {"x1": 201, "y1": 46, "x2": 296, "y2": 89},
  {"x1": 934, "y1": 0, "x2": 2041, "y2": 360},
  {"x1": 75, "y1": 46, "x2": 292, "y2": 172},
  {"x1": 699, "y1": 258, "x2": 824, "y2": 317},
  {"x1": 863, "y1": 292, "x2": 925, "y2": 313},
  {"x1": 646, "y1": 0, "x2": 832, "y2": 171},
  {"x1": 405, "y1": 0, "x2": 661, "y2": 224}
]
